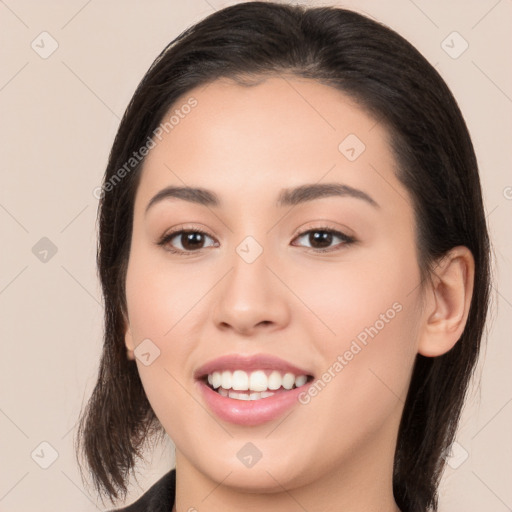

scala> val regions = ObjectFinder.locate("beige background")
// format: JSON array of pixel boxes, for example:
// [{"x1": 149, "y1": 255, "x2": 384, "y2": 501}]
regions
[{"x1": 0, "y1": 0, "x2": 510, "y2": 510}]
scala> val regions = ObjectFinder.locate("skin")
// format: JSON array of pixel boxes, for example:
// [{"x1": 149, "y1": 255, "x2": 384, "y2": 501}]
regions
[{"x1": 123, "y1": 76, "x2": 474, "y2": 512}]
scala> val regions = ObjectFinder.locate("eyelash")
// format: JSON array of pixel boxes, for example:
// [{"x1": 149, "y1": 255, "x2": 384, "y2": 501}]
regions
[{"x1": 156, "y1": 225, "x2": 355, "y2": 256}]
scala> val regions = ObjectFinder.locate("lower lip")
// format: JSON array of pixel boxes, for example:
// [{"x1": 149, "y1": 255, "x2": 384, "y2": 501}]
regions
[{"x1": 196, "y1": 380, "x2": 312, "y2": 426}]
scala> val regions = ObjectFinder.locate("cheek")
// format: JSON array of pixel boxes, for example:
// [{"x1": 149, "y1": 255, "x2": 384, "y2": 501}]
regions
[
  {"x1": 125, "y1": 241, "x2": 212, "y2": 341},
  {"x1": 291, "y1": 248, "x2": 422, "y2": 411},
  {"x1": 292, "y1": 248, "x2": 421, "y2": 342},
  {"x1": 124, "y1": 248, "x2": 214, "y2": 426}
]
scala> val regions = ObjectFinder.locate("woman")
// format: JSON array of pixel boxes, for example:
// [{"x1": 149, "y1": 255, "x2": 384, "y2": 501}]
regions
[{"x1": 76, "y1": 2, "x2": 491, "y2": 511}]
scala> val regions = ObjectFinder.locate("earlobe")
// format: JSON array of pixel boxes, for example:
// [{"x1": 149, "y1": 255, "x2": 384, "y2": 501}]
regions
[
  {"x1": 418, "y1": 246, "x2": 475, "y2": 357},
  {"x1": 124, "y1": 317, "x2": 136, "y2": 361}
]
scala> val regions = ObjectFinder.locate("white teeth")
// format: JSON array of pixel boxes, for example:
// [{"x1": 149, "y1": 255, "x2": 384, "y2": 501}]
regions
[
  {"x1": 229, "y1": 390, "x2": 277, "y2": 400},
  {"x1": 249, "y1": 370, "x2": 268, "y2": 392},
  {"x1": 232, "y1": 370, "x2": 249, "y2": 391},
  {"x1": 229, "y1": 391, "x2": 249, "y2": 400},
  {"x1": 206, "y1": 369, "x2": 310, "y2": 394},
  {"x1": 282, "y1": 373, "x2": 295, "y2": 390},
  {"x1": 211, "y1": 371, "x2": 222, "y2": 389},
  {"x1": 267, "y1": 370, "x2": 282, "y2": 390},
  {"x1": 221, "y1": 370, "x2": 232, "y2": 390},
  {"x1": 295, "y1": 375, "x2": 307, "y2": 387}
]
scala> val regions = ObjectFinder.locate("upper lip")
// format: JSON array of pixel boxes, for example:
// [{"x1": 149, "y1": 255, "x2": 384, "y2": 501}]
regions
[{"x1": 194, "y1": 353, "x2": 314, "y2": 380}]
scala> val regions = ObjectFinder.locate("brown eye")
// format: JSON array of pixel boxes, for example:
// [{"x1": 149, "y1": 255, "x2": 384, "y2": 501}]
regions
[
  {"x1": 307, "y1": 231, "x2": 334, "y2": 249},
  {"x1": 292, "y1": 228, "x2": 355, "y2": 252},
  {"x1": 158, "y1": 230, "x2": 217, "y2": 253},
  {"x1": 178, "y1": 232, "x2": 207, "y2": 251}
]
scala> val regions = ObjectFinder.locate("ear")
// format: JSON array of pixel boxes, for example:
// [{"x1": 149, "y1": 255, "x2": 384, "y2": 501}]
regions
[
  {"x1": 123, "y1": 314, "x2": 136, "y2": 361},
  {"x1": 418, "y1": 246, "x2": 475, "y2": 357}
]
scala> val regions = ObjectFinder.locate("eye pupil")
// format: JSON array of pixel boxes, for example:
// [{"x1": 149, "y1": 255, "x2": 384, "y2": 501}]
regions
[
  {"x1": 310, "y1": 231, "x2": 332, "y2": 248},
  {"x1": 182, "y1": 232, "x2": 204, "y2": 250}
]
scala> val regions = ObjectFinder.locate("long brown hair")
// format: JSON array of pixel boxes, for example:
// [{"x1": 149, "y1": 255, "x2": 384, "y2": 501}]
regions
[{"x1": 75, "y1": 3, "x2": 491, "y2": 510}]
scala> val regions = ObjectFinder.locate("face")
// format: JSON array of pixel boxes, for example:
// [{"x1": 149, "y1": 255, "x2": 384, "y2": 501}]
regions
[{"x1": 124, "y1": 76, "x2": 425, "y2": 492}]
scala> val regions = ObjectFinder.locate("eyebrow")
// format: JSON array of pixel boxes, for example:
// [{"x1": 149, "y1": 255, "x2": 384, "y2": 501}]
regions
[
  {"x1": 145, "y1": 182, "x2": 379, "y2": 214},
  {"x1": 276, "y1": 183, "x2": 379, "y2": 208}
]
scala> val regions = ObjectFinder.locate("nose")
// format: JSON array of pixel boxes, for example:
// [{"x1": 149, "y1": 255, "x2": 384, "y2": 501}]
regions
[{"x1": 212, "y1": 248, "x2": 290, "y2": 336}]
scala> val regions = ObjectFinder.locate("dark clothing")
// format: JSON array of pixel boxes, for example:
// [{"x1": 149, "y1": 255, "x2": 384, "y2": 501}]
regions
[{"x1": 109, "y1": 469, "x2": 176, "y2": 512}]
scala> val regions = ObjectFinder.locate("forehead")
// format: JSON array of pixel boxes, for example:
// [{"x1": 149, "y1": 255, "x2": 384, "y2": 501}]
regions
[{"x1": 135, "y1": 76, "x2": 403, "y2": 209}]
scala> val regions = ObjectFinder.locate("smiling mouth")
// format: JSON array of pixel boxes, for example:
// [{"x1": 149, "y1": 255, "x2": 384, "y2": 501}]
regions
[{"x1": 200, "y1": 369, "x2": 315, "y2": 401}]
